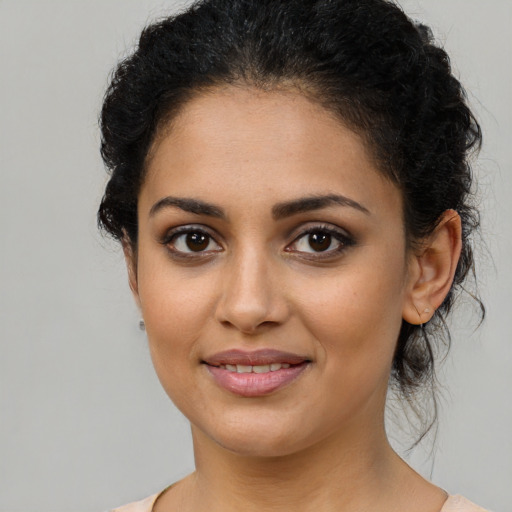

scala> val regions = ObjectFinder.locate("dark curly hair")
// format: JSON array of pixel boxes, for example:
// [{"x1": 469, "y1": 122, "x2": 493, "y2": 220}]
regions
[{"x1": 98, "y1": 0, "x2": 483, "y2": 438}]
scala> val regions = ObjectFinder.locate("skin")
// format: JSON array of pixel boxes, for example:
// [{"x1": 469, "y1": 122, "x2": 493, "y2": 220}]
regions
[{"x1": 124, "y1": 86, "x2": 462, "y2": 512}]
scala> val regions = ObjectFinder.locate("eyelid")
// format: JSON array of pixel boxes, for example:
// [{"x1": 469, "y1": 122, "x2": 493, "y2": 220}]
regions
[
  {"x1": 285, "y1": 223, "x2": 355, "y2": 257},
  {"x1": 159, "y1": 222, "x2": 355, "y2": 260},
  {"x1": 160, "y1": 224, "x2": 223, "y2": 256}
]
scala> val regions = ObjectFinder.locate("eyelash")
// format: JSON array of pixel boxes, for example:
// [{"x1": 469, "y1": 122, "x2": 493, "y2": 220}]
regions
[
  {"x1": 160, "y1": 224, "x2": 355, "y2": 261},
  {"x1": 161, "y1": 225, "x2": 222, "y2": 260},
  {"x1": 286, "y1": 224, "x2": 355, "y2": 260}
]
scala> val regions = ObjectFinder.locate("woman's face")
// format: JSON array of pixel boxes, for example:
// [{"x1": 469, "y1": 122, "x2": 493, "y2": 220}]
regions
[{"x1": 130, "y1": 87, "x2": 416, "y2": 457}]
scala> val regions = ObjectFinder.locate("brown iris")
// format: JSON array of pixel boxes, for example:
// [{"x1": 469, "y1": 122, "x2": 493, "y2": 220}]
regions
[
  {"x1": 186, "y1": 232, "x2": 210, "y2": 251},
  {"x1": 308, "y1": 232, "x2": 332, "y2": 252}
]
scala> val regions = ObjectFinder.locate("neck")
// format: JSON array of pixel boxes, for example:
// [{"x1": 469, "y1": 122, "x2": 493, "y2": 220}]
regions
[
  {"x1": 156, "y1": 414, "x2": 447, "y2": 512},
  {"x1": 186, "y1": 422, "x2": 404, "y2": 512}
]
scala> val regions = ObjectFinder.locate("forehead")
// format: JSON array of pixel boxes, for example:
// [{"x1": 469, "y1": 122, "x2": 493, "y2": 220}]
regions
[
  {"x1": 142, "y1": 86, "x2": 402, "y2": 220},
  {"x1": 148, "y1": 86, "x2": 372, "y2": 172}
]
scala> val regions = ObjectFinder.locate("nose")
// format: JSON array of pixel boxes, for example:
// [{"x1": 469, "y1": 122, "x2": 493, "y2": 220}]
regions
[{"x1": 214, "y1": 246, "x2": 289, "y2": 334}]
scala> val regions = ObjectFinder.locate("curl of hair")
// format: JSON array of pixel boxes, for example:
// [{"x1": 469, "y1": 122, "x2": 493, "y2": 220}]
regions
[{"x1": 98, "y1": 0, "x2": 483, "y2": 437}]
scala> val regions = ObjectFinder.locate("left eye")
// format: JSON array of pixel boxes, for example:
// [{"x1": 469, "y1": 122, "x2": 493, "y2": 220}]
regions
[
  {"x1": 170, "y1": 231, "x2": 221, "y2": 253},
  {"x1": 289, "y1": 229, "x2": 347, "y2": 254}
]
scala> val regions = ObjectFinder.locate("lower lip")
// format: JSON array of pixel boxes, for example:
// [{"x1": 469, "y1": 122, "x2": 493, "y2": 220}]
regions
[{"x1": 206, "y1": 363, "x2": 309, "y2": 397}]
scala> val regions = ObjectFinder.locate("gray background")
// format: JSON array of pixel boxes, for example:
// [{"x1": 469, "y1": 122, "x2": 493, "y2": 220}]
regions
[{"x1": 0, "y1": 1, "x2": 510, "y2": 511}]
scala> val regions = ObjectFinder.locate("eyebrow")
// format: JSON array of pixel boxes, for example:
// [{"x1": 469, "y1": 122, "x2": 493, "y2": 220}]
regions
[
  {"x1": 271, "y1": 194, "x2": 370, "y2": 219},
  {"x1": 149, "y1": 193, "x2": 369, "y2": 220},
  {"x1": 149, "y1": 197, "x2": 226, "y2": 219}
]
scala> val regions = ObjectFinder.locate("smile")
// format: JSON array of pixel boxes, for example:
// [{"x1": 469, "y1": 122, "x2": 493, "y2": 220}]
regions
[
  {"x1": 203, "y1": 348, "x2": 309, "y2": 366},
  {"x1": 217, "y1": 363, "x2": 291, "y2": 373},
  {"x1": 203, "y1": 350, "x2": 310, "y2": 397}
]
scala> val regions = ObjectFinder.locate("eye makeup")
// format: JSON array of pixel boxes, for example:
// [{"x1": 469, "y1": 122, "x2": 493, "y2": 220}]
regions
[{"x1": 159, "y1": 221, "x2": 356, "y2": 264}]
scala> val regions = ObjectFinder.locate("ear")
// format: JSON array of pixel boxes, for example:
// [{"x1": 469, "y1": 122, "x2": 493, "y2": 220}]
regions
[
  {"x1": 122, "y1": 235, "x2": 141, "y2": 310},
  {"x1": 402, "y1": 210, "x2": 462, "y2": 325}
]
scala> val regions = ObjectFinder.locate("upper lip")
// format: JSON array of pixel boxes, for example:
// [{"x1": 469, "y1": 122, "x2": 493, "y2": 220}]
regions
[{"x1": 203, "y1": 349, "x2": 310, "y2": 366}]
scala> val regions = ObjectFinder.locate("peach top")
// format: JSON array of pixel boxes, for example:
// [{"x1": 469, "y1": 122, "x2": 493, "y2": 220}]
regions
[{"x1": 111, "y1": 491, "x2": 490, "y2": 512}]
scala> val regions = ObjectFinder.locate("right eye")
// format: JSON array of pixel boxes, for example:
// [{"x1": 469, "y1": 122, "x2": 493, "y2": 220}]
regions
[{"x1": 164, "y1": 228, "x2": 222, "y2": 256}]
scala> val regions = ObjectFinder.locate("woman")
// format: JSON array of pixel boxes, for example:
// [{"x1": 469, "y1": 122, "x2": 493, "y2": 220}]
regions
[{"x1": 98, "y1": 0, "x2": 488, "y2": 510}]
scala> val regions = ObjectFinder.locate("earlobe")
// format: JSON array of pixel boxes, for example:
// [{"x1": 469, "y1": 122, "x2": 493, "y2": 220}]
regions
[
  {"x1": 402, "y1": 210, "x2": 462, "y2": 325},
  {"x1": 122, "y1": 236, "x2": 141, "y2": 309}
]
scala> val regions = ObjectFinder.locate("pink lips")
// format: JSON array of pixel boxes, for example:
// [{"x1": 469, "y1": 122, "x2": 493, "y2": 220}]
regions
[{"x1": 203, "y1": 349, "x2": 310, "y2": 398}]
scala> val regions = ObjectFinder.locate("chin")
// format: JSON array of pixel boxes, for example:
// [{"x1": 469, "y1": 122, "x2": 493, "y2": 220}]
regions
[{"x1": 191, "y1": 413, "x2": 320, "y2": 459}]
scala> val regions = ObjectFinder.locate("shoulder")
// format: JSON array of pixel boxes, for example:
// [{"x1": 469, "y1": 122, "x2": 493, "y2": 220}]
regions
[
  {"x1": 109, "y1": 492, "x2": 161, "y2": 512},
  {"x1": 441, "y1": 495, "x2": 491, "y2": 512}
]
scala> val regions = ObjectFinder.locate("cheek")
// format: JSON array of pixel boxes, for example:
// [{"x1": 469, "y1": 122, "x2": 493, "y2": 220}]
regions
[
  {"x1": 291, "y1": 273, "x2": 405, "y2": 430},
  {"x1": 137, "y1": 264, "x2": 217, "y2": 384},
  {"x1": 295, "y1": 254, "x2": 406, "y2": 375}
]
